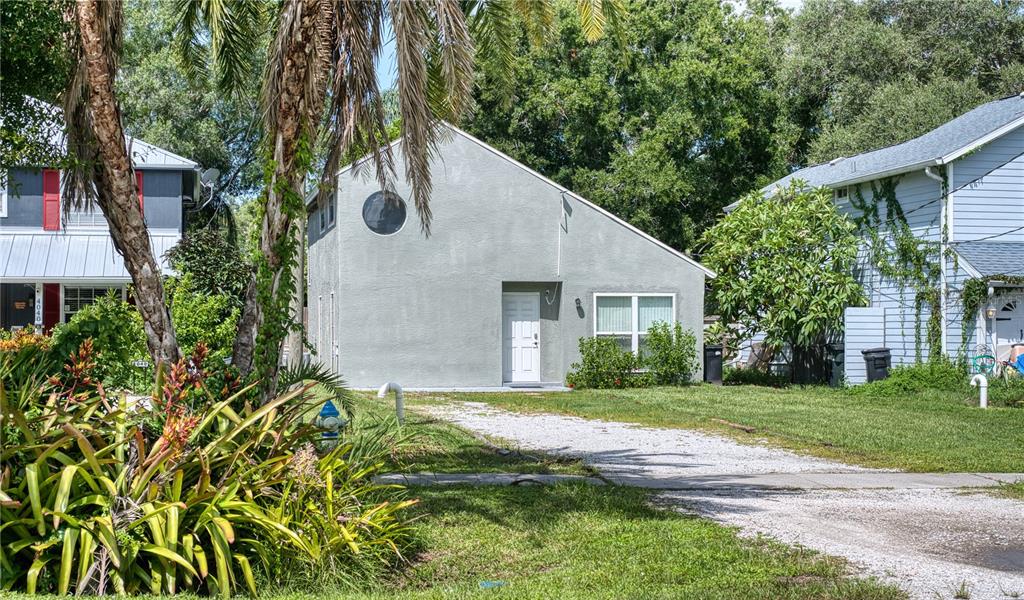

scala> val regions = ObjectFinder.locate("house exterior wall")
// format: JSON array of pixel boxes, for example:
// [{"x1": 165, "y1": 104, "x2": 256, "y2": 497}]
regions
[
  {"x1": 952, "y1": 125, "x2": 1024, "y2": 243},
  {"x1": 836, "y1": 125, "x2": 1024, "y2": 382},
  {"x1": 307, "y1": 131, "x2": 707, "y2": 388},
  {"x1": 836, "y1": 170, "x2": 943, "y2": 373},
  {"x1": 1, "y1": 168, "x2": 183, "y2": 231}
]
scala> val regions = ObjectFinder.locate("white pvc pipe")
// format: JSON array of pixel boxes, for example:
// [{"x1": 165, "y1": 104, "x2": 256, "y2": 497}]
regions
[
  {"x1": 970, "y1": 374, "x2": 988, "y2": 409},
  {"x1": 377, "y1": 382, "x2": 404, "y2": 424}
]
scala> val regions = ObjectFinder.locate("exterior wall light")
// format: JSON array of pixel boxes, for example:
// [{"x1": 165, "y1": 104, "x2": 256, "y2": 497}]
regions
[{"x1": 985, "y1": 303, "x2": 997, "y2": 320}]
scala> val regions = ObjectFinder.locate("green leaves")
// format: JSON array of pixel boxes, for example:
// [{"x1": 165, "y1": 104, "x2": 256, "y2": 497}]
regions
[
  {"x1": 1, "y1": 356, "x2": 414, "y2": 596},
  {"x1": 701, "y1": 182, "x2": 864, "y2": 356}
]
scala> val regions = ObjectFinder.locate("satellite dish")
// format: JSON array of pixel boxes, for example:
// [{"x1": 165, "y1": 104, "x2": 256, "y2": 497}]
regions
[{"x1": 200, "y1": 168, "x2": 220, "y2": 186}]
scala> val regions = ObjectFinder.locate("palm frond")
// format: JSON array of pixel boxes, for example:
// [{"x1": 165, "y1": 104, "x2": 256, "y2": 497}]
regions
[
  {"x1": 390, "y1": 0, "x2": 440, "y2": 233},
  {"x1": 276, "y1": 361, "x2": 354, "y2": 419},
  {"x1": 466, "y1": 0, "x2": 518, "y2": 98},
  {"x1": 173, "y1": 0, "x2": 270, "y2": 94}
]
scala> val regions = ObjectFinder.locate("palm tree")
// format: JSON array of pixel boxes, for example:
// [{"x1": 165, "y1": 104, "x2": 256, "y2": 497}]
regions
[
  {"x1": 64, "y1": 0, "x2": 621, "y2": 390},
  {"x1": 64, "y1": 0, "x2": 181, "y2": 366}
]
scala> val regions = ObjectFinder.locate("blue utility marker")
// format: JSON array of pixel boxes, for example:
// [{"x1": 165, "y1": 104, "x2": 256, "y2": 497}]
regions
[{"x1": 317, "y1": 399, "x2": 341, "y2": 438}]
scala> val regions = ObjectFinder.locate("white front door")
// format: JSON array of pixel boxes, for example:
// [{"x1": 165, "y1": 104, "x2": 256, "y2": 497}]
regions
[{"x1": 502, "y1": 292, "x2": 541, "y2": 383}]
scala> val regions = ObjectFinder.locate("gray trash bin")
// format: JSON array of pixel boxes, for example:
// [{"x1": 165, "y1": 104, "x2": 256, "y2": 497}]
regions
[
  {"x1": 861, "y1": 347, "x2": 891, "y2": 383},
  {"x1": 704, "y1": 344, "x2": 723, "y2": 385},
  {"x1": 827, "y1": 343, "x2": 844, "y2": 387}
]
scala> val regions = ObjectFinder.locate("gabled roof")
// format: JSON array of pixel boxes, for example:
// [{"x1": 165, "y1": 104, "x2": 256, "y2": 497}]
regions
[
  {"x1": 323, "y1": 123, "x2": 715, "y2": 278},
  {"x1": 726, "y1": 93, "x2": 1024, "y2": 210},
  {"x1": 955, "y1": 241, "x2": 1024, "y2": 278}
]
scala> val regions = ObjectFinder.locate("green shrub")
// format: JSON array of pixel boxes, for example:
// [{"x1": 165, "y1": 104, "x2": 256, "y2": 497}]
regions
[
  {"x1": 0, "y1": 343, "x2": 415, "y2": 596},
  {"x1": 566, "y1": 337, "x2": 647, "y2": 389},
  {"x1": 643, "y1": 321, "x2": 699, "y2": 385},
  {"x1": 989, "y1": 376, "x2": 1024, "y2": 408},
  {"x1": 166, "y1": 274, "x2": 239, "y2": 361},
  {"x1": 49, "y1": 291, "x2": 149, "y2": 391},
  {"x1": 723, "y1": 366, "x2": 790, "y2": 387},
  {"x1": 852, "y1": 357, "x2": 967, "y2": 397}
]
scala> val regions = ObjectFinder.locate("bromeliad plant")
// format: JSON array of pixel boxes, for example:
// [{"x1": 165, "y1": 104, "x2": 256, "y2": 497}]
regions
[{"x1": 0, "y1": 343, "x2": 415, "y2": 597}]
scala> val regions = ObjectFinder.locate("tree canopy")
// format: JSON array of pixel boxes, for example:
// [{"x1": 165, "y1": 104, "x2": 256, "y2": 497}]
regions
[
  {"x1": 466, "y1": 0, "x2": 794, "y2": 251},
  {"x1": 783, "y1": 0, "x2": 1024, "y2": 165},
  {"x1": 700, "y1": 182, "x2": 864, "y2": 353}
]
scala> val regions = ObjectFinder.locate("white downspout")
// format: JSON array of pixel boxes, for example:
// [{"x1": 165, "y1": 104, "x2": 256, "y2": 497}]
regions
[{"x1": 924, "y1": 166, "x2": 947, "y2": 358}]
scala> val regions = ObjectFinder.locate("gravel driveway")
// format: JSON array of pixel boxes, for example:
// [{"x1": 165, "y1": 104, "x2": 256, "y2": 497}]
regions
[{"x1": 425, "y1": 401, "x2": 1024, "y2": 600}]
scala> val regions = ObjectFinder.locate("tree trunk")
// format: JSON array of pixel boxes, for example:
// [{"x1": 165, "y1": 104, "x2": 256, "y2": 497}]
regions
[
  {"x1": 232, "y1": 0, "x2": 322, "y2": 392},
  {"x1": 75, "y1": 0, "x2": 180, "y2": 366},
  {"x1": 231, "y1": 278, "x2": 258, "y2": 374}
]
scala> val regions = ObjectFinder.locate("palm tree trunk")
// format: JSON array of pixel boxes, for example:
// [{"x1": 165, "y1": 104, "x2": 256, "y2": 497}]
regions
[
  {"x1": 75, "y1": 0, "x2": 180, "y2": 366},
  {"x1": 233, "y1": 0, "x2": 322, "y2": 390}
]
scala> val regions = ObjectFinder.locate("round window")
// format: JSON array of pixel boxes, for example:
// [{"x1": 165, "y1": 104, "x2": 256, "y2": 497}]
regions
[{"x1": 361, "y1": 191, "x2": 407, "y2": 235}]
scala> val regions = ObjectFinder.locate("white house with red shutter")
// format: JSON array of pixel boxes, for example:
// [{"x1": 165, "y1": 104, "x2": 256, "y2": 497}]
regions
[{"x1": 0, "y1": 139, "x2": 199, "y2": 331}]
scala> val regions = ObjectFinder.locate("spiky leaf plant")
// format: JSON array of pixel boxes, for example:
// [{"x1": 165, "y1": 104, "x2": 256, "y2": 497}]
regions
[{"x1": 0, "y1": 343, "x2": 414, "y2": 597}]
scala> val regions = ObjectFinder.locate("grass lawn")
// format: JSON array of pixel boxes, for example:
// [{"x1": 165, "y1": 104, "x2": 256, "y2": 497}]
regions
[
  {"x1": 350, "y1": 483, "x2": 904, "y2": 599},
  {"x1": 11, "y1": 484, "x2": 901, "y2": 600},
  {"x1": 402, "y1": 386, "x2": 1024, "y2": 473},
  {"x1": 346, "y1": 392, "x2": 589, "y2": 475}
]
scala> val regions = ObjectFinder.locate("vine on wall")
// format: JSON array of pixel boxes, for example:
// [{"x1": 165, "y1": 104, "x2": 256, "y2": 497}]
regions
[{"x1": 850, "y1": 175, "x2": 943, "y2": 361}]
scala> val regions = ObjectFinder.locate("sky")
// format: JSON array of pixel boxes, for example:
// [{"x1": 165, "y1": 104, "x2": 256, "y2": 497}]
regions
[{"x1": 374, "y1": 0, "x2": 805, "y2": 91}]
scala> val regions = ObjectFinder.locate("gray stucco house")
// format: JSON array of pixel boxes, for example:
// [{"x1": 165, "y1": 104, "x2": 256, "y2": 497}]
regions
[
  {"x1": 1, "y1": 136, "x2": 198, "y2": 331},
  {"x1": 728, "y1": 93, "x2": 1024, "y2": 383},
  {"x1": 306, "y1": 125, "x2": 713, "y2": 389}
]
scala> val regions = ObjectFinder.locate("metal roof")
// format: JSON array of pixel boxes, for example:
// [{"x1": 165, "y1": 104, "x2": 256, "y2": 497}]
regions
[
  {"x1": 0, "y1": 232, "x2": 179, "y2": 280},
  {"x1": 955, "y1": 241, "x2": 1024, "y2": 278}
]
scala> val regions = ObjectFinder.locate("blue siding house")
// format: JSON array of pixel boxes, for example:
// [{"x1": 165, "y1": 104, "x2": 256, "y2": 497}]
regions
[
  {"x1": 0, "y1": 138, "x2": 199, "y2": 331},
  {"x1": 731, "y1": 93, "x2": 1024, "y2": 383}
]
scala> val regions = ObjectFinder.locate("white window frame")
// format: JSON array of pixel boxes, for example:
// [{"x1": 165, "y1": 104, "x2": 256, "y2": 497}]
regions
[
  {"x1": 833, "y1": 186, "x2": 850, "y2": 202},
  {"x1": 61, "y1": 284, "x2": 126, "y2": 323},
  {"x1": 1, "y1": 179, "x2": 7, "y2": 218},
  {"x1": 593, "y1": 292, "x2": 676, "y2": 354}
]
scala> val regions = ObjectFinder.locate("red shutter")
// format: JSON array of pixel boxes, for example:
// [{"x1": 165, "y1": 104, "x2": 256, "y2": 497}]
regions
[
  {"x1": 42, "y1": 170, "x2": 60, "y2": 231},
  {"x1": 43, "y1": 284, "x2": 61, "y2": 331},
  {"x1": 136, "y1": 171, "x2": 144, "y2": 212}
]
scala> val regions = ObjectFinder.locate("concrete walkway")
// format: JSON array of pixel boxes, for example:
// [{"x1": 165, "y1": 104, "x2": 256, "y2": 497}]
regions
[
  {"x1": 422, "y1": 401, "x2": 1024, "y2": 600},
  {"x1": 378, "y1": 471, "x2": 1021, "y2": 490}
]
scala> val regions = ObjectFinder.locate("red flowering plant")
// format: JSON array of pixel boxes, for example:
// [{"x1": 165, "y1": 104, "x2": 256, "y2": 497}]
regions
[{"x1": 47, "y1": 339, "x2": 110, "y2": 411}]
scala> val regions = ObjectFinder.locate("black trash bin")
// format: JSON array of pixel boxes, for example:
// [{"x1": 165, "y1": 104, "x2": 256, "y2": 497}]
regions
[
  {"x1": 861, "y1": 347, "x2": 891, "y2": 383},
  {"x1": 704, "y1": 344, "x2": 723, "y2": 385}
]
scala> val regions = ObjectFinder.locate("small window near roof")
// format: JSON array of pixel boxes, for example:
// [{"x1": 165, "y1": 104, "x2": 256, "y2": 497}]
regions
[
  {"x1": 362, "y1": 191, "x2": 406, "y2": 235},
  {"x1": 833, "y1": 187, "x2": 849, "y2": 201}
]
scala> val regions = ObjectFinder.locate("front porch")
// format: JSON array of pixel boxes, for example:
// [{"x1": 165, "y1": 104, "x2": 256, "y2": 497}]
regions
[{"x1": 0, "y1": 281, "x2": 126, "y2": 332}]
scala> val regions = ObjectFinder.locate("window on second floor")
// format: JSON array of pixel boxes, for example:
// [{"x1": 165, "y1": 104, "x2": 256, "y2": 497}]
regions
[
  {"x1": 64, "y1": 204, "x2": 108, "y2": 227},
  {"x1": 0, "y1": 181, "x2": 7, "y2": 218}
]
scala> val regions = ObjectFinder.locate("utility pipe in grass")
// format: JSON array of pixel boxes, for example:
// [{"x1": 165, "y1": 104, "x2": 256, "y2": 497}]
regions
[
  {"x1": 378, "y1": 382, "x2": 405, "y2": 424},
  {"x1": 970, "y1": 374, "x2": 988, "y2": 409}
]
